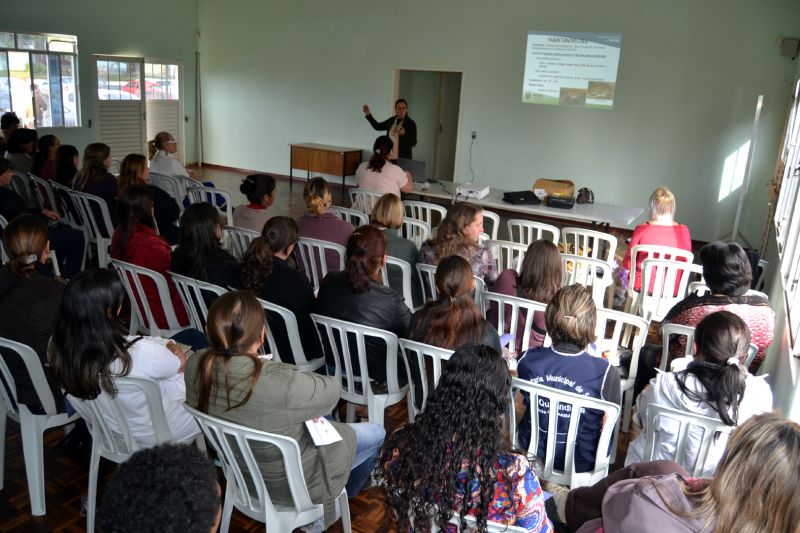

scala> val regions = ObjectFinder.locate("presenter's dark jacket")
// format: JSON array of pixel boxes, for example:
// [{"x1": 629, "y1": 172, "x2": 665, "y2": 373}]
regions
[{"x1": 365, "y1": 114, "x2": 417, "y2": 159}]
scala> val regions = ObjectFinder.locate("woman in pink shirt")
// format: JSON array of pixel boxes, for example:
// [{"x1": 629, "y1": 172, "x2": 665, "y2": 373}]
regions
[{"x1": 355, "y1": 135, "x2": 413, "y2": 196}]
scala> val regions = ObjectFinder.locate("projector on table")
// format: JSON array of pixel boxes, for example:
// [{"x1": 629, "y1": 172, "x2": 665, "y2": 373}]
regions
[{"x1": 442, "y1": 181, "x2": 491, "y2": 199}]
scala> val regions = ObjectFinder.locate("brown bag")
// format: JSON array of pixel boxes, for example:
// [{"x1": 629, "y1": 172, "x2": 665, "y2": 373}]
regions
[{"x1": 533, "y1": 178, "x2": 575, "y2": 198}]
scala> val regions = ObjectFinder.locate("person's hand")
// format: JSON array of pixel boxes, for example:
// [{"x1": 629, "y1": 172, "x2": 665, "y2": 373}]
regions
[
  {"x1": 166, "y1": 341, "x2": 188, "y2": 372},
  {"x1": 187, "y1": 169, "x2": 197, "y2": 179},
  {"x1": 41, "y1": 209, "x2": 60, "y2": 221},
  {"x1": 362, "y1": 104, "x2": 370, "y2": 115}
]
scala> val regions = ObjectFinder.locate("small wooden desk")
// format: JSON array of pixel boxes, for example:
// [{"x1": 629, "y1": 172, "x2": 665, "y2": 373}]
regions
[{"x1": 289, "y1": 143, "x2": 363, "y2": 190}]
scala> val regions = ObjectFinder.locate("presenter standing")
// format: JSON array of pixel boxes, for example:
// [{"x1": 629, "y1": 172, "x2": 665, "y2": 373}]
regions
[{"x1": 363, "y1": 99, "x2": 417, "y2": 160}]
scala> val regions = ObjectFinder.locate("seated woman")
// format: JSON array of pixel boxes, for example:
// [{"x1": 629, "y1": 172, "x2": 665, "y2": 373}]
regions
[
  {"x1": 31, "y1": 134, "x2": 59, "y2": 181},
  {"x1": 233, "y1": 173, "x2": 277, "y2": 232},
  {"x1": 148, "y1": 131, "x2": 219, "y2": 205},
  {"x1": 4, "y1": 128, "x2": 36, "y2": 173},
  {"x1": 516, "y1": 285, "x2": 621, "y2": 472},
  {"x1": 370, "y1": 193, "x2": 423, "y2": 307},
  {"x1": 119, "y1": 153, "x2": 181, "y2": 245},
  {"x1": 0, "y1": 214, "x2": 67, "y2": 413},
  {"x1": 48, "y1": 268, "x2": 199, "y2": 446},
  {"x1": 315, "y1": 225, "x2": 411, "y2": 384},
  {"x1": 0, "y1": 159, "x2": 85, "y2": 278},
  {"x1": 418, "y1": 202, "x2": 497, "y2": 286},
  {"x1": 73, "y1": 142, "x2": 118, "y2": 226},
  {"x1": 171, "y1": 202, "x2": 239, "y2": 291},
  {"x1": 622, "y1": 187, "x2": 692, "y2": 292},
  {"x1": 625, "y1": 311, "x2": 772, "y2": 476},
  {"x1": 574, "y1": 413, "x2": 800, "y2": 533},
  {"x1": 378, "y1": 344, "x2": 553, "y2": 532},
  {"x1": 295, "y1": 177, "x2": 354, "y2": 273},
  {"x1": 239, "y1": 216, "x2": 321, "y2": 366},
  {"x1": 110, "y1": 185, "x2": 189, "y2": 331},
  {"x1": 664, "y1": 241, "x2": 774, "y2": 373},
  {"x1": 355, "y1": 135, "x2": 413, "y2": 197},
  {"x1": 184, "y1": 291, "x2": 385, "y2": 529},
  {"x1": 490, "y1": 239, "x2": 563, "y2": 353},
  {"x1": 53, "y1": 144, "x2": 79, "y2": 186}
]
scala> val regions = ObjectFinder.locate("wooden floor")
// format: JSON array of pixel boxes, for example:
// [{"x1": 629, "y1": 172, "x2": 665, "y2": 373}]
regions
[{"x1": 0, "y1": 166, "x2": 638, "y2": 532}]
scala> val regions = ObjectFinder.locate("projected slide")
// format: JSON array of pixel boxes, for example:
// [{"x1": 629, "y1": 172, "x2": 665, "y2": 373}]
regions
[{"x1": 522, "y1": 32, "x2": 622, "y2": 109}]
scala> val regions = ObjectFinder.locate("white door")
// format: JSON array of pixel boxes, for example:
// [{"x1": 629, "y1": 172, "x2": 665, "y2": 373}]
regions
[
  {"x1": 144, "y1": 60, "x2": 184, "y2": 164},
  {"x1": 432, "y1": 73, "x2": 462, "y2": 181},
  {"x1": 95, "y1": 55, "x2": 146, "y2": 159}
]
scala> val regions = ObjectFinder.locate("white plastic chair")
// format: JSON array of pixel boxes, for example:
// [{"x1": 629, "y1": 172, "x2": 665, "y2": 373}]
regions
[
  {"x1": 27, "y1": 173, "x2": 57, "y2": 212},
  {"x1": 561, "y1": 227, "x2": 618, "y2": 268},
  {"x1": 416, "y1": 262, "x2": 484, "y2": 307},
  {"x1": 50, "y1": 181, "x2": 83, "y2": 230},
  {"x1": 0, "y1": 214, "x2": 7, "y2": 264},
  {"x1": 594, "y1": 308, "x2": 650, "y2": 432},
  {"x1": 643, "y1": 404, "x2": 735, "y2": 477},
  {"x1": 110, "y1": 259, "x2": 189, "y2": 337},
  {"x1": 257, "y1": 298, "x2": 325, "y2": 373},
  {"x1": 69, "y1": 189, "x2": 114, "y2": 267},
  {"x1": 397, "y1": 339, "x2": 454, "y2": 420},
  {"x1": 185, "y1": 405, "x2": 351, "y2": 533},
  {"x1": 482, "y1": 209, "x2": 501, "y2": 241},
  {"x1": 625, "y1": 245, "x2": 693, "y2": 317},
  {"x1": 482, "y1": 291, "x2": 551, "y2": 351},
  {"x1": 507, "y1": 219, "x2": 559, "y2": 245},
  {"x1": 660, "y1": 323, "x2": 697, "y2": 372},
  {"x1": 561, "y1": 253, "x2": 613, "y2": 309},
  {"x1": 10, "y1": 171, "x2": 34, "y2": 207},
  {"x1": 380, "y1": 255, "x2": 416, "y2": 311},
  {"x1": 330, "y1": 205, "x2": 368, "y2": 227},
  {"x1": 295, "y1": 237, "x2": 346, "y2": 290},
  {"x1": 509, "y1": 378, "x2": 620, "y2": 489},
  {"x1": 349, "y1": 189, "x2": 384, "y2": 214},
  {"x1": 398, "y1": 218, "x2": 430, "y2": 248},
  {"x1": 149, "y1": 172, "x2": 185, "y2": 206},
  {"x1": 224, "y1": 225, "x2": 260, "y2": 261},
  {"x1": 186, "y1": 186, "x2": 233, "y2": 226},
  {"x1": 486, "y1": 239, "x2": 528, "y2": 273},
  {"x1": 310, "y1": 314, "x2": 407, "y2": 426},
  {"x1": 755, "y1": 259, "x2": 768, "y2": 292},
  {"x1": 169, "y1": 272, "x2": 228, "y2": 330},
  {"x1": 639, "y1": 259, "x2": 703, "y2": 322},
  {"x1": 403, "y1": 200, "x2": 448, "y2": 233},
  {"x1": 67, "y1": 376, "x2": 202, "y2": 532},
  {"x1": 0, "y1": 338, "x2": 79, "y2": 516}
]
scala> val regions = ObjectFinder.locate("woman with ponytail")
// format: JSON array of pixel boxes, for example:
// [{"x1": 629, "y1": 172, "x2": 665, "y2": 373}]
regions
[
  {"x1": 355, "y1": 135, "x2": 413, "y2": 196},
  {"x1": 625, "y1": 310, "x2": 772, "y2": 476},
  {"x1": 316, "y1": 225, "x2": 411, "y2": 383},
  {"x1": 239, "y1": 216, "x2": 321, "y2": 365},
  {"x1": 184, "y1": 291, "x2": 384, "y2": 529},
  {"x1": 296, "y1": 176, "x2": 354, "y2": 272}
]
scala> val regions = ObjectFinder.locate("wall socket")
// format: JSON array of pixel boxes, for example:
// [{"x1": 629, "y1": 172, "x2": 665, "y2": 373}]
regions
[{"x1": 471, "y1": 131, "x2": 477, "y2": 139}]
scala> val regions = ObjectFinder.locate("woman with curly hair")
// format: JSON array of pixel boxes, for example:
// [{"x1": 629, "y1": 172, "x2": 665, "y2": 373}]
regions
[
  {"x1": 418, "y1": 202, "x2": 497, "y2": 285},
  {"x1": 378, "y1": 344, "x2": 553, "y2": 532}
]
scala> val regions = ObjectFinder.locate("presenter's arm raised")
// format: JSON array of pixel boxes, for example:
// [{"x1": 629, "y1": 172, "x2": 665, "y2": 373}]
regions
[{"x1": 365, "y1": 113, "x2": 395, "y2": 131}]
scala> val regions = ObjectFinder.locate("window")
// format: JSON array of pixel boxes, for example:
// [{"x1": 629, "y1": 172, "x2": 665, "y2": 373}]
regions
[
  {"x1": 0, "y1": 31, "x2": 79, "y2": 128},
  {"x1": 95, "y1": 59, "x2": 179, "y2": 101}
]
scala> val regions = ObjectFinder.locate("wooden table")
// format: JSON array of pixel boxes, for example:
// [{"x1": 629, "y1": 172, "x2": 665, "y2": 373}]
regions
[{"x1": 289, "y1": 143, "x2": 363, "y2": 191}]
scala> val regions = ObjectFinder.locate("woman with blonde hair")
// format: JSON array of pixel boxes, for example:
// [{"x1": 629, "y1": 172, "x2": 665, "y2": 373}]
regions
[
  {"x1": 295, "y1": 176, "x2": 354, "y2": 272},
  {"x1": 418, "y1": 201, "x2": 497, "y2": 285},
  {"x1": 184, "y1": 291, "x2": 385, "y2": 529},
  {"x1": 119, "y1": 153, "x2": 180, "y2": 244},
  {"x1": 148, "y1": 131, "x2": 219, "y2": 203}
]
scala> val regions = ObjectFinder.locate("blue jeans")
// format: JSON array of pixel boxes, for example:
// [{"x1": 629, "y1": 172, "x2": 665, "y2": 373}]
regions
[{"x1": 344, "y1": 422, "x2": 385, "y2": 497}]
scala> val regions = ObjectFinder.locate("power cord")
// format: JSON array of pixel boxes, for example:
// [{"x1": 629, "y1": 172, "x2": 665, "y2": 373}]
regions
[{"x1": 468, "y1": 136, "x2": 476, "y2": 184}]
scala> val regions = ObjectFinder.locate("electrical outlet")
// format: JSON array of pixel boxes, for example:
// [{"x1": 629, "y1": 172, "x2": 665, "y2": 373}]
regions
[{"x1": 471, "y1": 131, "x2": 477, "y2": 139}]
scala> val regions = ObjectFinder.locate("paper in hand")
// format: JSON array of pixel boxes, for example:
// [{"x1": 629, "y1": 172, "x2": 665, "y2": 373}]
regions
[{"x1": 305, "y1": 417, "x2": 343, "y2": 446}]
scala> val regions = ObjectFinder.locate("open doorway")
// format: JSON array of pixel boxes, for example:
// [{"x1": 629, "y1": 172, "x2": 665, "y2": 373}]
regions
[{"x1": 395, "y1": 69, "x2": 462, "y2": 182}]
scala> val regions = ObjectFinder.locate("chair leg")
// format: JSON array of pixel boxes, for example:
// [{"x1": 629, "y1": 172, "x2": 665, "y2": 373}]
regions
[
  {"x1": 405, "y1": 392, "x2": 416, "y2": 423},
  {"x1": 219, "y1": 485, "x2": 235, "y2": 533},
  {"x1": 337, "y1": 489, "x2": 352, "y2": 533},
  {"x1": 0, "y1": 409, "x2": 6, "y2": 490},
  {"x1": 345, "y1": 403, "x2": 356, "y2": 423},
  {"x1": 621, "y1": 389, "x2": 634, "y2": 432},
  {"x1": 367, "y1": 395, "x2": 388, "y2": 427},
  {"x1": 86, "y1": 443, "x2": 103, "y2": 532},
  {"x1": 19, "y1": 413, "x2": 47, "y2": 516}
]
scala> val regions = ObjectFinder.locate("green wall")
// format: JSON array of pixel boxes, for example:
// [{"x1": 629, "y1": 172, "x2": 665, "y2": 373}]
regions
[
  {"x1": 198, "y1": 0, "x2": 800, "y2": 243},
  {"x1": 397, "y1": 70, "x2": 438, "y2": 174},
  {"x1": 4, "y1": 0, "x2": 199, "y2": 162}
]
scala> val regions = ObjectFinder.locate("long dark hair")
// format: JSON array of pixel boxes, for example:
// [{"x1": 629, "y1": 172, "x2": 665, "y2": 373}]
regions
[
  {"x1": 674, "y1": 311, "x2": 748, "y2": 426},
  {"x1": 54, "y1": 144, "x2": 79, "y2": 186},
  {"x1": 194, "y1": 291, "x2": 265, "y2": 413},
  {"x1": 174, "y1": 203, "x2": 227, "y2": 281},
  {"x1": 240, "y1": 216, "x2": 298, "y2": 295},
  {"x1": 367, "y1": 135, "x2": 393, "y2": 172},
  {"x1": 410, "y1": 255, "x2": 485, "y2": 349},
  {"x1": 343, "y1": 225, "x2": 387, "y2": 294},
  {"x1": 519, "y1": 240, "x2": 563, "y2": 303},
  {"x1": 32, "y1": 134, "x2": 57, "y2": 176},
  {"x1": 378, "y1": 344, "x2": 512, "y2": 532},
  {"x1": 112, "y1": 185, "x2": 156, "y2": 260},
  {"x1": 74, "y1": 142, "x2": 111, "y2": 189},
  {"x1": 48, "y1": 269, "x2": 133, "y2": 399}
]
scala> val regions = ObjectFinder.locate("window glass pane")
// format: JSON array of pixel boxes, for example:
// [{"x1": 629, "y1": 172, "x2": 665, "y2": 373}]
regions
[
  {"x1": 144, "y1": 62, "x2": 177, "y2": 101},
  {"x1": 48, "y1": 40, "x2": 74, "y2": 53},
  {"x1": 0, "y1": 53, "x2": 10, "y2": 112},
  {"x1": 0, "y1": 33, "x2": 14, "y2": 49},
  {"x1": 97, "y1": 59, "x2": 138, "y2": 100},
  {"x1": 61, "y1": 55, "x2": 77, "y2": 126},
  {"x1": 8, "y1": 51, "x2": 33, "y2": 127},
  {"x1": 17, "y1": 33, "x2": 46, "y2": 51},
  {"x1": 32, "y1": 53, "x2": 53, "y2": 127}
]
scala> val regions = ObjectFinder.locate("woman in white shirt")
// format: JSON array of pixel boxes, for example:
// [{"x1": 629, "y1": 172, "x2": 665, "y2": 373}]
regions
[
  {"x1": 625, "y1": 310, "x2": 772, "y2": 476},
  {"x1": 148, "y1": 131, "x2": 221, "y2": 206},
  {"x1": 48, "y1": 268, "x2": 199, "y2": 446},
  {"x1": 355, "y1": 135, "x2": 413, "y2": 196}
]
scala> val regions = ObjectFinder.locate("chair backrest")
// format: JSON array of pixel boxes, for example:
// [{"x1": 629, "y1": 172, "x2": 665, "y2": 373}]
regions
[
  {"x1": 66, "y1": 376, "x2": 176, "y2": 463},
  {"x1": 256, "y1": 298, "x2": 324, "y2": 372},
  {"x1": 507, "y1": 219, "x2": 559, "y2": 245},
  {"x1": 640, "y1": 259, "x2": 702, "y2": 322},
  {"x1": 295, "y1": 237, "x2": 346, "y2": 290},
  {"x1": 330, "y1": 205, "x2": 369, "y2": 227},
  {"x1": 416, "y1": 262, "x2": 438, "y2": 301},
  {"x1": 111, "y1": 259, "x2": 184, "y2": 336},
  {"x1": 594, "y1": 308, "x2": 649, "y2": 384},
  {"x1": 310, "y1": 314, "x2": 403, "y2": 404},
  {"x1": 509, "y1": 378, "x2": 620, "y2": 488},
  {"x1": 224, "y1": 225, "x2": 261, "y2": 261},
  {"x1": 69, "y1": 189, "x2": 114, "y2": 240},
  {"x1": 186, "y1": 186, "x2": 234, "y2": 226},
  {"x1": 398, "y1": 218, "x2": 430, "y2": 248},
  {"x1": 561, "y1": 253, "x2": 613, "y2": 309},
  {"x1": 402, "y1": 200, "x2": 447, "y2": 231},
  {"x1": 0, "y1": 214, "x2": 7, "y2": 264},
  {"x1": 27, "y1": 173, "x2": 57, "y2": 212},
  {"x1": 481, "y1": 209, "x2": 501, "y2": 241},
  {"x1": 398, "y1": 338, "x2": 454, "y2": 418},
  {"x1": 149, "y1": 172, "x2": 185, "y2": 204},
  {"x1": 185, "y1": 404, "x2": 324, "y2": 531},
  {"x1": 660, "y1": 323, "x2": 696, "y2": 372},
  {"x1": 0, "y1": 337, "x2": 62, "y2": 416},
  {"x1": 380, "y1": 255, "x2": 415, "y2": 311},
  {"x1": 10, "y1": 171, "x2": 34, "y2": 207},
  {"x1": 643, "y1": 403, "x2": 735, "y2": 477},
  {"x1": 755, "y1": 259, "x2": 768, "y2": 292},
  {"x1": 561, "y1": 227, "x2": 618, "y2": 267},
  {"x1": 169, "y1": 272, "x2": 228, "y2": 330},
  {"x1": 349, "y1": 189, "x2": 384, "y2": 214},
  {"x1": 482, "y1": 291, "x2": 550, "y2": 351},
  {"x1": 50, "y1": 180, "x2": 83, "y2": 229},
  {"x1": 486, "y1": 239, "x2": 527, "y2": 273},
  {"x1": 628, "y1": 245, "x2": 694, "y2": 295}
]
